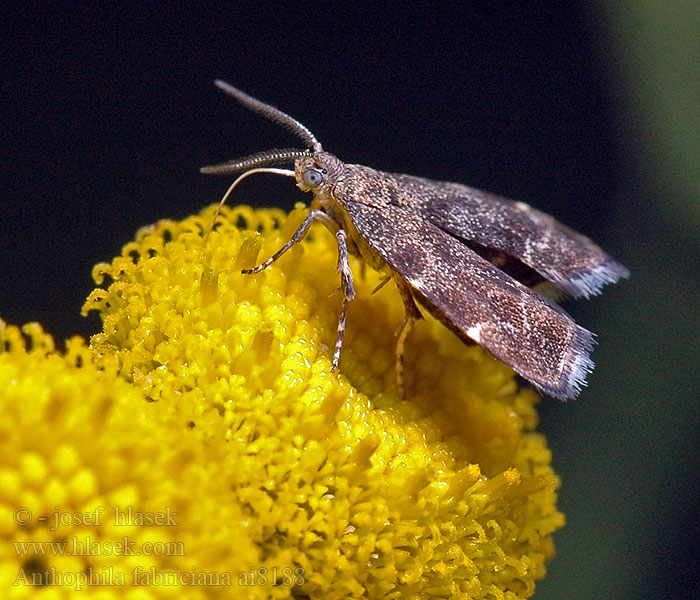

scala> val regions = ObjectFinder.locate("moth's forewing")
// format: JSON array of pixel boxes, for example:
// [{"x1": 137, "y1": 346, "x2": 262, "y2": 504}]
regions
[
  {"x1": 337, "y1": 167, "x2": 595, "y2": 400},
  {"x1": 352, "y1": 170, "x2": 629, "y2": 298}
]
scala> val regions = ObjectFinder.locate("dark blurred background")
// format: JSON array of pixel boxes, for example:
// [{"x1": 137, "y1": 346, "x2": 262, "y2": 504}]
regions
[{"x1": 2, "y1": 3, "x2": 698, "y2": 598}]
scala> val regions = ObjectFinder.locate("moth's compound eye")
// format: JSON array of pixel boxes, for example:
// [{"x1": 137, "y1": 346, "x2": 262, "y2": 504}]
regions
[{"x1": 303, "y1": 169, "x2": 324, "y2": 187}]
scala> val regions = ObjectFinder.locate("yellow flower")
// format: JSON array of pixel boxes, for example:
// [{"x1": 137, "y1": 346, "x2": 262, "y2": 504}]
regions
[
  {"x1": 0, "y1": 202, "x2": 564, "y2": 598},
  {"x1": 71, "y1": 203, "x2": 564, "y2": 598},
  {"x1": 0, "y1": 322, "x2": 260, "y2": 599}
]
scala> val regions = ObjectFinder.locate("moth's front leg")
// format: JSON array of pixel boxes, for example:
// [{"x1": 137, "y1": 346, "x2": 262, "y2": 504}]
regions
[
  {"x1": 240, "y1": 209, "x2": 354, "y2": 372},
  {"x1": 242, "y1": 209, "x2": 338, "y2": 274}
]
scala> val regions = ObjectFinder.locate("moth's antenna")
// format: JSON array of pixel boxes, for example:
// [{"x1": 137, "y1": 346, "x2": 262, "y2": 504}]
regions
[
  {"x1": 214, "y1": 80, "x2": 323, "y2": 153},
  {"x1": 203, "y1": 167, "x2": 296, "y2": 242},
  {"x1": 200, "y1": 148, "x2": 312, "y2": 175}
]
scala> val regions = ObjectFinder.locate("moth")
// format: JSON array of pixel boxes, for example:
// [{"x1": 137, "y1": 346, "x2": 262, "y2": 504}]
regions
[{"x1": 201, "y1": 80, "x2": 629, "y2": 400}]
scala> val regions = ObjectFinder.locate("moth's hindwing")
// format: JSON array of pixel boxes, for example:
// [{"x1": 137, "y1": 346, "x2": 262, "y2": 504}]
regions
[{"x1": 338, "y1": 169, "x2": 597, "y2": 399}]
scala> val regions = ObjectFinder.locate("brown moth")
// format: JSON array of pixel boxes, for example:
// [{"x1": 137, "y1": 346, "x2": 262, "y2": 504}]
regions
[{"x1": 201, "y1": 80, "x2": 629, "y2": 400}]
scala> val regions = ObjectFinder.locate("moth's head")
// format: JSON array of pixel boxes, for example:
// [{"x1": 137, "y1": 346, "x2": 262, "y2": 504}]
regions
[{"x1": 295, "y1": 152, "x2": 344, "y2": 194}]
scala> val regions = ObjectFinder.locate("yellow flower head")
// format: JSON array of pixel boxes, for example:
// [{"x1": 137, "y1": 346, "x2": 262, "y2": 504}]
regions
[
  {"x1": 81, "y1": 203, "x2": 564, "y2": 598},
  {"x1": 1, "y1": 202, "x2": 564, "y2": 598},
  {"x1": 0, "y1": 322, "x2": 258, "y2": 599}
]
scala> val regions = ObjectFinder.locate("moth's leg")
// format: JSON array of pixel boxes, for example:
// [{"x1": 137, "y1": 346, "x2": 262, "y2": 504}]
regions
[
  {"x1": 242, "y1": 209, "x2": 337, "y2": 274},
  {"x1": 394, "y1": 280, "x2": 422, "y2": 399},
  {"x1": 371, "y1": 275, "x2": 392, "y2": 294},
  {"x1": 331, "y1": 228, "x2": 355, "y2": 371}
]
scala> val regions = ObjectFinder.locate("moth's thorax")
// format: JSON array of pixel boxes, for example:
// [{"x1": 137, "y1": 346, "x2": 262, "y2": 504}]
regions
[{"x1": 294, "y1": 153, "x2": 392, "y2": 273}]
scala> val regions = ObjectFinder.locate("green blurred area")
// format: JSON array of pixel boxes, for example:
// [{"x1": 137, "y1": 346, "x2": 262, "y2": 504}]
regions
[
  {"x1": 605, "y1": 1, "x2": 700, "y2": 229},
  {"x1": 539, "y1": 3, "x2": 700, "y2": 599}
]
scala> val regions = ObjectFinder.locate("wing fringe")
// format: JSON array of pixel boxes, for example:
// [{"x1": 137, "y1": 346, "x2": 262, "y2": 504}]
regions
[
  {"x1": 557, "y1": 259, "x2": 630, "y2": 298},
  {"x1": 541, "y1": 326, "x2": 595, "y2": 400}
]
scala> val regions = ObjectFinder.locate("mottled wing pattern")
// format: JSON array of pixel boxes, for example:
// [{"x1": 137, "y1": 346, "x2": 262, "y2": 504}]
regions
[
  {"x1": 362, "y1": 170, "x2": 629, "y2": 298},
  {"x1": 342, "y1": 194, "x2": 594, "y2": 400}
]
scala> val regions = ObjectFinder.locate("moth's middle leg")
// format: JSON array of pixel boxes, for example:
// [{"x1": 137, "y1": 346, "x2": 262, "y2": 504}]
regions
[
  {"x1": 240, "y1": 208, "x2": 355, "y2": 372},
  {"x1": 331, "y1": 228, "x2": 355, "y2": 371}
]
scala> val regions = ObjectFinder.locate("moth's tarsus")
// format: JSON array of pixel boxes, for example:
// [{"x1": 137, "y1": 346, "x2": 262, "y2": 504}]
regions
[
  {"x1": 205, "y1": 81, "x2": 629, "y2": 400},
  {"x1": 239, "y1": 209, "x2": 331, "y2": 275}
]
